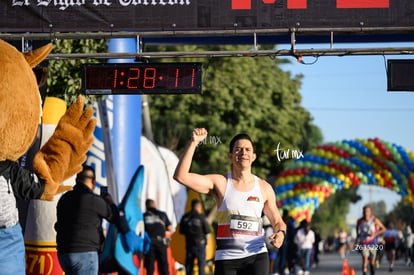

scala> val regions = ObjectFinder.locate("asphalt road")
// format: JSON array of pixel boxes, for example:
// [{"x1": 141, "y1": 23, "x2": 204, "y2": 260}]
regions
[
  {"x1": 186, "y1": 249, "x2": 414, "y2": 275},
  {"x1": 309, "y1": 251, "x2": 413, "y2": 275}
]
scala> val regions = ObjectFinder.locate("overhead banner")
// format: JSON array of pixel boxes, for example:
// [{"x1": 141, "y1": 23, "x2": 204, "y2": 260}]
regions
[{"x1": 1, "y1": 0, "x2": 413, "y2": 33}]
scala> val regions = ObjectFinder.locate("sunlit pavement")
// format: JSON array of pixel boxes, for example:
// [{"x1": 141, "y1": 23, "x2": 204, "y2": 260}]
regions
[
  {"x1": 309, "y1": 251, "x2": 414, "y2": 275},
  {"x1": 177, "y1": 251, "x2": 414, "y2": 275}
]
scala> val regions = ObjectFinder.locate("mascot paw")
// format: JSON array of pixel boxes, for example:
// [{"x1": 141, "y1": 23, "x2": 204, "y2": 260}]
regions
[
  {"x1": 40, "y1": 185, "x2": 73, "y2": 201},
  {"x1": 34, "y1": 95, "x2": 96, "y2": 200}
]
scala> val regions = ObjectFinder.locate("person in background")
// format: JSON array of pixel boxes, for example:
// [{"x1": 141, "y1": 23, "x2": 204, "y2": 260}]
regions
[
  {"x1": 262, "y1": 215, "x2": 278, "y2": 275},
  {"x1": 312, "y1": 226, "x2": 321, "y2": 268},
  {"x1": 285, "y1": 214, "x2": 298, "y2": 274},
  {"x1": 403, "y1": 224, "x2": 413, "y2": 266},
  {"x1": 338, "y1": 228, "x2": 348, "y2": 259},
  {"x1": 410, "y1": 215, "x2": 414, "y2": 265},
  {"x1": 274, "y1": 209, "x2": 290, "y2": 275},
  {"x1": 179, "y1": 198, "x2": 211, "y2": 275},
  {"x1": 144, "y1": 198, "x2": 172, "y2": 275},
  {"x1": 55, "y1": 165, "x2": 141, "y2": 275},
  {"x1": 383, "y1": 221, "x2": 399, "y2": 272},
  {"x1": 294, "y1": 220, "x2": 315, "y2": 275},
  {"x1": 174, "y1": 128, "x2": 286, "y2": 275},
  {"x1": 356, "y1": 205, "x2": 386, "y2": 275}
]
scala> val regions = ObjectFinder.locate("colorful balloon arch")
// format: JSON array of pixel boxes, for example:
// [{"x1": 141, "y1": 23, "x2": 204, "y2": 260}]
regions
[{"x1": 274, "y1": 138, "x2": 414, "y2": 222}]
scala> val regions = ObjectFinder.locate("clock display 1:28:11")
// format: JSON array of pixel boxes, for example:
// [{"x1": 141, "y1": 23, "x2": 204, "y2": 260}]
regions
[{"x1": 83, "y1": 63, "x2": 202, "y2": 94}]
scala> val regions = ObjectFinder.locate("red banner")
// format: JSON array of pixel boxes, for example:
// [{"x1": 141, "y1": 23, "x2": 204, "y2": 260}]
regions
[
  {"x1": 337, "y1": 0, "x2": 389, "y2": 9},
  {"x1": 232, "y1": 0, "x2": 390, "y2": 10}
]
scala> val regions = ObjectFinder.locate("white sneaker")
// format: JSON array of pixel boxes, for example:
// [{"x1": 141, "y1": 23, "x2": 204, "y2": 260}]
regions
[
  {"x1": 304, "y1": 271, "x2": 310, "y2": 275},
  {"x1": 296, "y1": 270, "x2": 303, "y2": 275}
]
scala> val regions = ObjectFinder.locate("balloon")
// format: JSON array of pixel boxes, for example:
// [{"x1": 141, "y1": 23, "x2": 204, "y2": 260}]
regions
[{"x1": 274, "y1": 138, "x2": 414, "y2": 222}]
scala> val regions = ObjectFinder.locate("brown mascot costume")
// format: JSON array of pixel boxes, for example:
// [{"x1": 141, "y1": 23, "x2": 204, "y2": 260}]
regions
[{"x1": 0, "y1": 39, "x2": 96, "y2": 274}]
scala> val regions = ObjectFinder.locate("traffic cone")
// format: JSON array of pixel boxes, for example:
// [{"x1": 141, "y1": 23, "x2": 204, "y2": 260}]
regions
[
  {"x1": 348, "y1": 266, "x2": 355, "y2": 275},
  {"x1": 342, "y1": 258, "x2": 349, "y2": 275}
]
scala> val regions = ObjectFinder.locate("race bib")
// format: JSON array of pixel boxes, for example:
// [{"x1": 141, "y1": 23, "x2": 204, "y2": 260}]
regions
[{"x1": 230, "y1": 215, "x2": 262, "y2": 234}]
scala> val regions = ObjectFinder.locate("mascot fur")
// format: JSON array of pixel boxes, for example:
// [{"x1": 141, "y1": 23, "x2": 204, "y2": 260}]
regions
[{"x1": 0, "y1": 39, "x2": 96, "y2": 274}]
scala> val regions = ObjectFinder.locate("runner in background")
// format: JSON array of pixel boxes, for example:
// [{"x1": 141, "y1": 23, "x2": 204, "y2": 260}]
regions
[
  {"x1": 338, "y1": 229, "x2": 349, "y2": 259},
  {"x1": 383, "y1": 221, "x2": 399, "y2": 272},
  {"x1": 356, "y1": 205, "x2": 386, "y2": 275}
]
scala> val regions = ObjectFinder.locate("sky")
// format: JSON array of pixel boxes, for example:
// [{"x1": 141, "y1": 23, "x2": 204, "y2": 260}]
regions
[{"x1": 280, "y1": 42, "x2": 414, "y2": 224}]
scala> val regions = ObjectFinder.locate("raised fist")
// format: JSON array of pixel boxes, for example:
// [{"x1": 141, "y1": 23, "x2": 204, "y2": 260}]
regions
[{"x1": 191, "y1": 128, "x2": 208, "y2": 144}]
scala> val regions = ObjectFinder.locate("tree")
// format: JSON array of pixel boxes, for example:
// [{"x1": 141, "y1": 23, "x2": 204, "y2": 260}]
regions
[
  {"x1": 385, "y1": 199, "x2": 414, "y2": 230},
  {"x1": 146, "y1": 44, "x2": 322, "y2": 178},
  {"x1": 369, "y1": 200, "x2": 387, "y2": 222},
  {"x1": 45, "y1": 41, "x2": 325, "y2": 229},
  {"x1": 45, "y1": 42, "x2": 321, "y2": 178},
  {"x1": 46, "y1": 38, "x2": 107, "y2": 105},
  {"x1": 311, "y1": 187, "x2": 361, "y2": 238}
]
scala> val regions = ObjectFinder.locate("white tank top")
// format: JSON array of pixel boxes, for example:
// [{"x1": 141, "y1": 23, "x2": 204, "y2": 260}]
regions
[{"x1": 215, "y1": 173, "x2": 267, "y2": 261}]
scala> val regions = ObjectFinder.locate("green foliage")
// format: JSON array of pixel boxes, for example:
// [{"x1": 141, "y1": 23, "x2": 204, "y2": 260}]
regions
[
  {"x1": 45, "y1": 41, "x2": 361, "y2": 234},
  {"x1": 311, "y1": 188, "x2": 361, "y2": 238},
  {"x1": 385, "y1": 199, "x2": 414, "y2": 230},
  {"x1": 146, "y1": 45, "x2": 322, "y2": 178},
  {"x1": 369, "y1": 200, "x2": 387, "y2": 221},
  {"x1": 45, "y1": 41, "x2": 321, "y2": 178},
  {"x1": 46, "y1": 38, "x2": 107, "y2": 105},
  {"x1": 47, "y1": 41, "x2": 409, "y2": 239}
]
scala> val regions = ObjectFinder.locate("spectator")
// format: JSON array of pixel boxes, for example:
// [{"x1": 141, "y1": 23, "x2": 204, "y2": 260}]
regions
[
  {"x1": 285, "y1": 214, "x2": 298, "y2": 274},
  {"x1": 179, "y1": 198, "x2": 211, "y2": 275},
  {"x1": 410, "y1": 215, "x2": 414, "y2": 265},
  {"x1": 294, "y1": 220, "x2": 315, "y2": 275},
  {"x1": 144, "y1": 199, "x2": 172, "y2": 275},
  {"x1": 55, "y1": 165, "x2": 141, "y2": 274},
  {"x1": 273, "y1": 209, "x2": 292, "y2": 274},
  {"x1": 403, "y1": 224, "x2": 413, "y2": 266},
  {"x1": 312, "y1": 227, "x2": 321, "y2": 268},
  {"x1": 262, "y1": 215, "x2": 278, "y2": 275}
]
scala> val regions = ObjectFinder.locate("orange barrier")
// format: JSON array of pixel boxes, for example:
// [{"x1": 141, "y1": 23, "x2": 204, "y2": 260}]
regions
[
  {"x1": 342, "y1": 258, "x2": 349, "y2": 275},
  {"x1": 341, "y1": 258, "x2": 355, "y2": 275}
]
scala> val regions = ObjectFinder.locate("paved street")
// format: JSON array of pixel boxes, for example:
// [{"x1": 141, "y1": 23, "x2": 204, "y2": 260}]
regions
[
  {"x1": 188, "y1": 250, "x2": 414, "y2": 275},
  {"x1": 309, "y1": 251, "x2": 413, "y2": 275}
]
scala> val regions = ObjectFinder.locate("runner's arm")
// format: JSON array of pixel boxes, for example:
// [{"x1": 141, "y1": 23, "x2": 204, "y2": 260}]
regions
[
  {"x1": 375, "y1": 218, "x2": 386, "y2": 236},
  {"x1": 174, "y1": 128, "x2": 215, "y2": 194}
]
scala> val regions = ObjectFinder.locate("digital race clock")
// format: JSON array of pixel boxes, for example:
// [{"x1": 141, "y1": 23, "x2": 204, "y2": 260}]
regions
[{"x1": 82, "y1": 63, "x2": 202, "y2": 95}]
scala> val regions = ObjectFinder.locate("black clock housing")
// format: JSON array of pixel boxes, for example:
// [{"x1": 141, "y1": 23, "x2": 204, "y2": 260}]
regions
[{"x1": 83, "y1": 63, "x2": 202, "y2": 95}]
